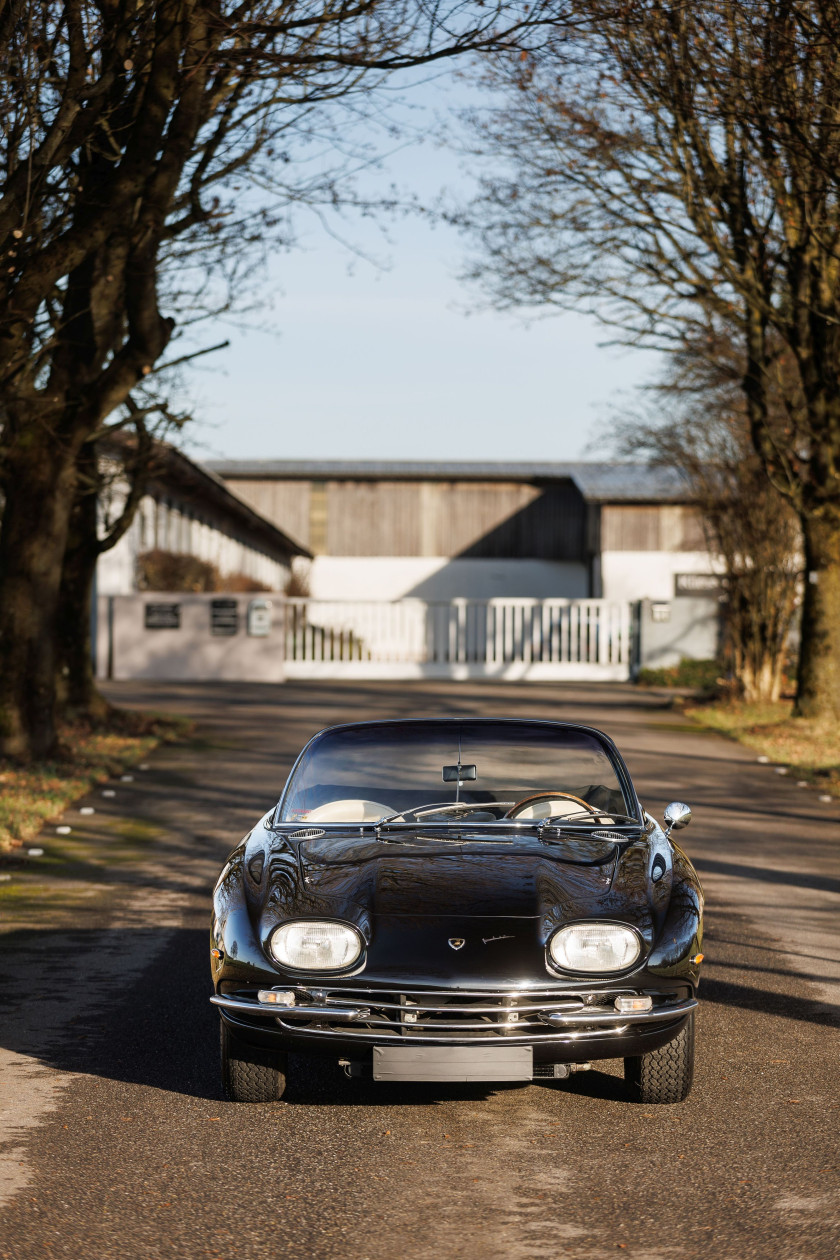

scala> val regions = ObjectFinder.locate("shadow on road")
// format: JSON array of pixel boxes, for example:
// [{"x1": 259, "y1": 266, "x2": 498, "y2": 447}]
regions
[
  {"x1": 700, "y1": 975, "x2": 840, "y2": 1028},
  {"x1": 0, "y1": 925, "x2": 637, "y2": 1108},
  {"x1": 694, "y1": 855, "x2": 840, "y2": 896},
  {"x1": 3, "y1": 920, "x2": 837, "y2": 1131}
]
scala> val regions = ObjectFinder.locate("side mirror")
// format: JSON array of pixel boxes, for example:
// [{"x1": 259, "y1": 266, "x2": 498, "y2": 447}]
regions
[{"x1": 663, "y1": 801, "x2": 692, "y2": 836}]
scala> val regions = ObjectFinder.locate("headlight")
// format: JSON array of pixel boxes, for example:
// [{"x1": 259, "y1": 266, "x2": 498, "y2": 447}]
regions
[
  {"x1": 269, "y1": 921, "x2": 362, "y2": 971},
  {"x1": 549, "y1": 923, "x2": 640, "y2": 973}
]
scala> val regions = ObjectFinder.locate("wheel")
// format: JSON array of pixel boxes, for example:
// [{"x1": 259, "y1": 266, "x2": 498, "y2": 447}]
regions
[
  {"x1": 624, "y1": 1013, "x2": 695, "y2": 1104},
  {"x1": 220, "y1": 1019, "x2": 288, "y2": 1102}
]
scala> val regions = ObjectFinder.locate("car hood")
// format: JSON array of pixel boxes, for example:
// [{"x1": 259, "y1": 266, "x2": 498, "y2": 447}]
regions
[
  {"x1": 298, "y1": 835, "x2": 615, "y2": 918},
  {"x1": 259, "y1": 828, "x2": 668, "y2": 935}
]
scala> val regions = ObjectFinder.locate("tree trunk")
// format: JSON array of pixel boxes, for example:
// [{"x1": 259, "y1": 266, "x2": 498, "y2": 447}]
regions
[
  {"x1": 737, "y1": 653, "x2": 783, "y2": 704},
  {"x1": 795, "y1": 514, "x2": 840, "y2": 719},
  {"x1": 0, "y1": 441, "x2": 81, "y2": 759},
  {"x1": 54, "y1": 443, "x2": 111, "y2": 723},
  {"x1": 55, "y1": 541, "x2": 110, "y2": 724}
]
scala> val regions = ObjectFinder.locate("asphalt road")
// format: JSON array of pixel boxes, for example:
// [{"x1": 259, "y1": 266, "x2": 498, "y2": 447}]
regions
[{"x1": 0, "y1": 680, "x2": 838, "y2": 1260}]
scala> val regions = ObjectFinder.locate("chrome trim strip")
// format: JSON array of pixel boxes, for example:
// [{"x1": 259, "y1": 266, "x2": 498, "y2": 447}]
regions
[
  {"x1": 338, "y1": 1016, "x2": 549, "y2": 1031},
  {"x1": 272, "y1": 1024, "x2": 634, "y2": 1044},
  {"x1": 318, "y1": 997, "x2": 587, "y2": 1014},
  {"x1": 295, "y1": 985, "x2": 650, "y2": 1001},
  {"x1": 538, "y1": 998, "x2": 696, "y2": 1026},
  {"x1": 210, "y1": 996, "x2": 368, "y2": 1021}
]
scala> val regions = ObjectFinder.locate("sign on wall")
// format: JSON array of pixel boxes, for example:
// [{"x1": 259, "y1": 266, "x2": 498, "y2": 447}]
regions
[
  {"x1": 674, "y1": 573, "x2": 726, "y2": 598},
  {"x1": 211, "y1": 598, "x2": 239, "y2": 636},
  {"x1": 144, "y1": 602, "x2": 181, "y2": 630},
  {"x1": 247, "y1": 598, "x2": 273, "y2": 637}
]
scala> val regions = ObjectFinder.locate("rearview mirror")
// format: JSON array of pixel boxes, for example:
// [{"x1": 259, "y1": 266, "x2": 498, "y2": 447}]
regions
[
  {"x1": 442, "y1": 764, "x2": 477, "y2": 783},
  {"x1": 663, "y1": 801, "x2": 692, "y2": 835}
]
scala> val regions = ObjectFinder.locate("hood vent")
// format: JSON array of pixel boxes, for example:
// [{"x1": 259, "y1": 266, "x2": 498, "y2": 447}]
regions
[{"x1": 289, "y1": 827, "x2": 326, "y2": 840}]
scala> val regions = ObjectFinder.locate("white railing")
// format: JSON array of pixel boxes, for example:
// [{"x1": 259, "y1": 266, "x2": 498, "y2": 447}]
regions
[{"x1": 283, "y1": 598, "x2": 633, "y2": 680}]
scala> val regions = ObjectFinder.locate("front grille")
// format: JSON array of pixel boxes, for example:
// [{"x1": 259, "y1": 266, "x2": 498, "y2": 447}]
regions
[{"x1": 265, "y1": 986, "x2": 684, "y2": 1044}]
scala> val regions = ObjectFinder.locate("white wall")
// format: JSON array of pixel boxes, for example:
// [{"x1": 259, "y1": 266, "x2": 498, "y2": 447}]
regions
[
  {"x1": 97, "y1": 528, "x2": 138, "y2": 595},
  {"x1": 306, "y1": 556, "x2": 589, "y2": 601},
  {"x1": 600, "y1": 550, "x2": 722, "y2": 602},
  {"x1": 97, "y1": 593, "x2": 286, "y2": 682}
]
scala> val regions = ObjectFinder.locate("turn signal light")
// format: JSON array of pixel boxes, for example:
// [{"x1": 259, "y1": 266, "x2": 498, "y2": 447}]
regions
[
  {"x1": 614, "y1": 995, "x2": 653, "y2": 1013},
  {"x1": 258, "y1": 989, "x2": 296, "y2": 1006},
  {"x1": 690, "y1": 953, "x2": 705, "y2": 964}
]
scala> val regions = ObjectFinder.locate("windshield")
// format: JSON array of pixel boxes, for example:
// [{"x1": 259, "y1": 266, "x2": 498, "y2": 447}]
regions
[{"x1": 278, "y1": 720, "x2": 633, "y2": 825}]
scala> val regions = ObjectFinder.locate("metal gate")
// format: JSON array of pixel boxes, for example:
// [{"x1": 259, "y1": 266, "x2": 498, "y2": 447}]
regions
[{"x1": 284, "y1": 598, "x2": 633, "y2": 681}]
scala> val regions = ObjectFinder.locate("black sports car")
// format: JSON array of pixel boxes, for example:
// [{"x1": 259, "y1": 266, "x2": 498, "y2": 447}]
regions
[{"x1": 210, "y1": 718, "x2": 702, "y2": 1104}]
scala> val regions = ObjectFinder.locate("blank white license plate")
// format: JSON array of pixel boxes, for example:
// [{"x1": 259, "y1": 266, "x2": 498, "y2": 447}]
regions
[{"x1": 373, "y1": 1045, "x2": 533, "y2": 1082}]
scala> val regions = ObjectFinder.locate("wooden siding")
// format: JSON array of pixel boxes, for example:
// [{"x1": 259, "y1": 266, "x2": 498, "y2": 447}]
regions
[
  {"x1": 601, "y1": 504, "x2": 707, "y2": 552},
  {"x1": 224, "y1": 478, "x2": 312, "y2": 548},
  {"x1": 221, "y1": 477, "x2": 586, "y2": 559},
  {"x1": 326, "y1": 480, "x2": 423, "y2": 556},
  {"x1": 443, "y1": 482, "x2": 585, "y2": 560}
]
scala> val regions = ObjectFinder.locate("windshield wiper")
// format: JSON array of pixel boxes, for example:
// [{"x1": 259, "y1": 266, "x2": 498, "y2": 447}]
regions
[{"x1": 537, "y1": 812, "x2": 642, "y2": 838}]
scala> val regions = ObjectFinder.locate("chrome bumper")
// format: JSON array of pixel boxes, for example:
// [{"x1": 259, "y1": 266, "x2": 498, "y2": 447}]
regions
[{"x1": 211, "y1": 990, "x2": 697, "y2": 1034}]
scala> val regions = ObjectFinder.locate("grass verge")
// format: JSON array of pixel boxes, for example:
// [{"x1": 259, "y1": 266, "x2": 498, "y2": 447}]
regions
[
  {"x1": 636, "y1": 658, "x2": 723, "y2": 693},
  {"x1": 0, "y1": 712, "x2": 190, "y2": 852},
  {"x1": 684, "y1": 698, "x2": 840, "y2": 796}
]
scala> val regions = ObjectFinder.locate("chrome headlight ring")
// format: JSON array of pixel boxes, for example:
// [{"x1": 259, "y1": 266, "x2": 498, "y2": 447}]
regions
[
  {"x1": 548, "y1": 921, "x2": 642, "y2": 974},
  {"x1": 269, "y1": 919, "x2": 364, "y2": 972}
]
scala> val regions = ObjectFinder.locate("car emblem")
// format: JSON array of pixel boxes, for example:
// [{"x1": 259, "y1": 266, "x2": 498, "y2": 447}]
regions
[{"x1": 448, "y1": 938, "x2": 466, "y2": 950}]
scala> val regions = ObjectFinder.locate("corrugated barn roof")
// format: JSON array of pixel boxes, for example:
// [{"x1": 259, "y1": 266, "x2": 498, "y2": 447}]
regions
[{"x1": 202, "y1": 460, "x2": 690, "y2": 503}]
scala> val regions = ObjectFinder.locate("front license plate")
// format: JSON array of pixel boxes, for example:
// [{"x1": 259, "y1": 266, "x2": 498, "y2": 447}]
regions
[{"x1": 373, "y1": 1045, "x2": 533, "y2": 1083}]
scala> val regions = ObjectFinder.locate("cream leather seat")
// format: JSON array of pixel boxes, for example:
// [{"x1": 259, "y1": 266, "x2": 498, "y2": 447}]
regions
[
  {"x1": 306, "y1": 798, "x2": 393, "y2": 823},
  {"x1": 512, "y1": 797, "x2": 587, "y2": 821}
]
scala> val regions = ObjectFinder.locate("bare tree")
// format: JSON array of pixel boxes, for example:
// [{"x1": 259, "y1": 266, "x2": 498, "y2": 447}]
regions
[
  {"x1": 56, "y1": 396, "x2": 186, "y2": 722},
  {"x1": 461, "y1": 0, "x2": 840, "y2": 718},
  {"x1": 0, "y1": 0, "x2": 554, "y2": 758},
  {"x1": 613, "y1": 328, "x2": 801, "y2": 702}
]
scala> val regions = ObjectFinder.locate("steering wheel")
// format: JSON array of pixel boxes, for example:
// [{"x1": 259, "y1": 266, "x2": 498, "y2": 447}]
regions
[{"x1": 505, "y1": 791, "x2": 600, "y2": 821}]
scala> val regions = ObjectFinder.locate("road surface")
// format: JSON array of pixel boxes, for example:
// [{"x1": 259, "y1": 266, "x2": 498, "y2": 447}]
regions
[{"x1": 0, "y1": 681, "x2": 837, "y2": 1260}]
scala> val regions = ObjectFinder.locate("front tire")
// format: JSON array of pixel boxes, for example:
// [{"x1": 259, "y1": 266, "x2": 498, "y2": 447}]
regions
[
  {"x1": 624, "y1": 1013, "x2": 695, "y2": 1104},
  {"x1": 220, "y1": 1019, "x2": 288, "y2": 1103}
]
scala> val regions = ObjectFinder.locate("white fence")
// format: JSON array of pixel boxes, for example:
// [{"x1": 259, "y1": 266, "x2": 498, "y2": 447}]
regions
[{"x1": 284, "y1": 598, "x2": 633, "y2": 681}]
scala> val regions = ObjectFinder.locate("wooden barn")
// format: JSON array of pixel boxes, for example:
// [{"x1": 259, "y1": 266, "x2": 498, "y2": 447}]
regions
[{"x1": 204, "y1": 459, "x2": 709, "y2": 604}]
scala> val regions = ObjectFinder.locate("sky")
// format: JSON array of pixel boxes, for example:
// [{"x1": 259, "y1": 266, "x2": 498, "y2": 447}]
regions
[{"x1": 179, "y1": 74, "x2": 661, "y2": 466}]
